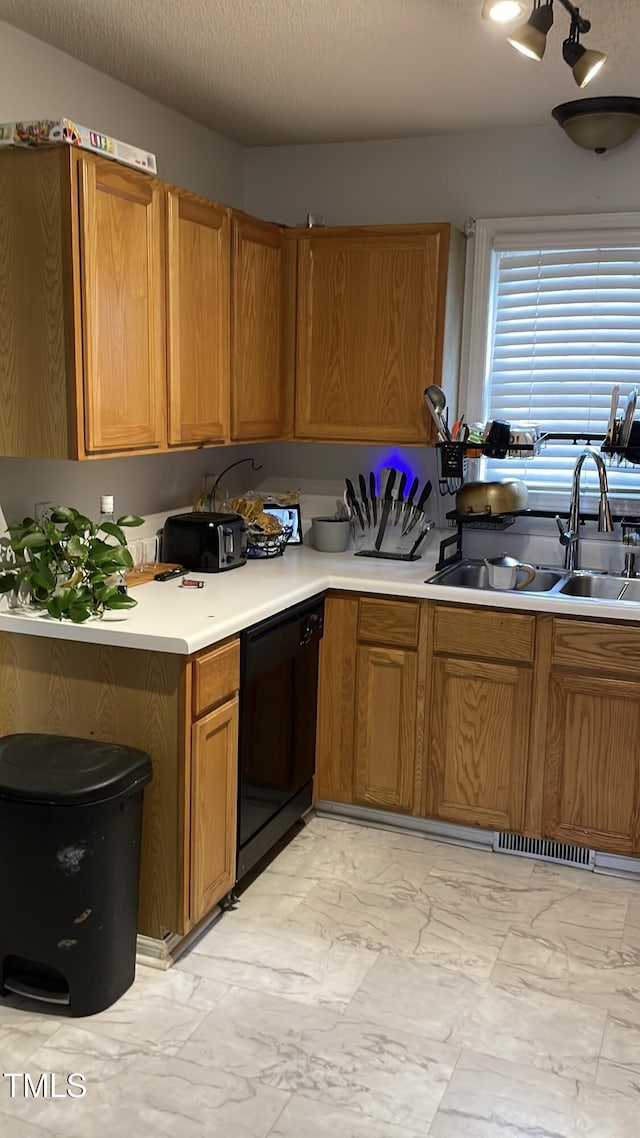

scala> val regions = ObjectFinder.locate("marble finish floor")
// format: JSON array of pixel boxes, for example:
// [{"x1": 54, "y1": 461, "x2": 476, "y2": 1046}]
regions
[{"x1": 2, "y1": 815, "x2": 640, "y2": 1136}]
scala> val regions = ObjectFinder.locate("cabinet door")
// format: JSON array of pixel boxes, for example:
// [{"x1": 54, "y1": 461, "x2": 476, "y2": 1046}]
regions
[
  {"x1": 78, "y1": 157, "x2": 166, "y2": 453},
  {"x1": 543, "y1": 672, "x2": 640, "y2": 855},
  {"x1": 167, "y1": 191, "x2": 230, "y2": 445},
  {"x1": 231, "y1": 215, "x2": 289, "y2": 440},
  {"x1": 315, "y1": 595, "x2": 359, "y2": 803},
  {"x1": 354, "y1": 644, "x2": 417, "y2": 812},
  {"x1": 295, "y1": 225, "x2": 448, "y2": 443},
  {"x1": 190, "y1": 697, "x2": 238, "y2": 924},
  {"x1": 427, "y1": 656, "x2": 531, "y2": 831}
]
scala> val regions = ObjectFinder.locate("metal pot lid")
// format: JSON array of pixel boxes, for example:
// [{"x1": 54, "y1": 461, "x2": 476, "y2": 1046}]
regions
[{"x1": 485, "y1": 552, "x2": 519, "y2": 568}]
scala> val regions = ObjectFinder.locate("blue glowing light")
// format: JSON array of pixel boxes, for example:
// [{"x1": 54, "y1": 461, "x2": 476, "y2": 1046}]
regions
[{"x1": 372, "y1": 451, "x2": 418, "y2": 494}]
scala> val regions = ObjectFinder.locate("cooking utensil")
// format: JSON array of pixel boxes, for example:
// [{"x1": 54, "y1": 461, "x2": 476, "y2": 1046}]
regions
[
  {"x1": 455, "y1": 479, "x2": 529, "y2": 517},
  {"x1": 484, "y1": 553, "x2": 536, "y2": 590},
  {"x1": 393, "y1": 472, "x2": 407, "y2": 526},
  {"x1": 369, "y1": 472, "x2": 378, "y2": 526},
  {"x1": 375, "y1": 468, "x2": 396, "y2": 551},
  {"x1": 405, "y1": 479, "x2": 433, "y2": 535},
  {"x1": 606, "y1": 384, "x2": 620, "y2": 446},
  {"x1": 423, "y1": 386, "x2": 450, "y2": 441},
  {"x1": 359, "y1": 473, "x2": 371, "y2": 527},
  {"x1": 407, "y1": 517, "x2": 433, "y2": 559},
  {"x1": 345, "y1": 478, "x2": 365, "y2": 532},
  {"x1": 402, "y1": 477, "x2": 419, "y2": 534},
  {"x1": 619, "y1": 387, "x2": 638, "y2": 450}
]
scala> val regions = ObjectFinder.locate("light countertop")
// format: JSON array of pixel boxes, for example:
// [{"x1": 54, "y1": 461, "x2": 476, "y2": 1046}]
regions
[{"x1": 1, "y1": 545, "x2": 640, "y2": 655}]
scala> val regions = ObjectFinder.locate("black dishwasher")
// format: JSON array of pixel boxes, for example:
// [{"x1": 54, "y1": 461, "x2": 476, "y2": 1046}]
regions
[{"x1": 237, "y1": 595, "x2": 324, "y2": 880}]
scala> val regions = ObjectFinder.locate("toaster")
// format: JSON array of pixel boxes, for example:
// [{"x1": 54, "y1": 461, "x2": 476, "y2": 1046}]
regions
[{"x1": 162, "y1": 512, "x2": 247, "y2": 573}]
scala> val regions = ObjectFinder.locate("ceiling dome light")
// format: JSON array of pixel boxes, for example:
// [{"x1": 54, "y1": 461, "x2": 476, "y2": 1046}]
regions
[
  {"x1": 507, "y1": 1, "x2": 554, "y2": 61},
  {"x1": 552, "y1": 97, "x2": 640, "y2": 153},
  {"x1": 481, "y1": 0, "x2": 527, "y2": 22}
]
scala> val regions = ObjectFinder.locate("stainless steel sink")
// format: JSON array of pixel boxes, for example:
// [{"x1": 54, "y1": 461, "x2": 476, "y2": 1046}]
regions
[
  {"x1": 558, "y1": 575, "x2": 626, "y2": 600},
  {"x1": 426, "y1": 559, "x2": 640, "y2": 606},
  {"x1": 427, "y1": 560, "x2": 565, "y2": 593}
]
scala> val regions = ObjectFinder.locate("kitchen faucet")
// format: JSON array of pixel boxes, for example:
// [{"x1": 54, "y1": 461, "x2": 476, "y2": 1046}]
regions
[{"x1": 555, "y1": 448, "x2": 613, "y2": 571}]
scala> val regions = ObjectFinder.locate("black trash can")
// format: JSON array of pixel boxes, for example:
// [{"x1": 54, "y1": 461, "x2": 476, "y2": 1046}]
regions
[{"x1": 0, "y1": 733, "x2": 152, "y2": 1017}]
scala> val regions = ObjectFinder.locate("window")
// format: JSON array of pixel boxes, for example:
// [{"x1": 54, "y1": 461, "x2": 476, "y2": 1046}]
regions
[{"x1": 462, "y1": 214, "x2": 640, "y2": 505}]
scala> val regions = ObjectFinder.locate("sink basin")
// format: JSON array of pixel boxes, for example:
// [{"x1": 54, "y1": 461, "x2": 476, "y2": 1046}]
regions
[
  {"x1": 558, "y1": 575, "x2": 625, "y2": 600},
  {"x1": 428, "y1": 560, "x2": 564, "y2": 593}
]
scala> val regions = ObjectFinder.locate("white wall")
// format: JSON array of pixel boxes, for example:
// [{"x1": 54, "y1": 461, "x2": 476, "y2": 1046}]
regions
[
  {"x1": 0, "y1": 20, "x2": 244, "y2": 202},
  {"x1": 245, "y1": 124, "x2": 640, "y2": 229},
  {"x1": 0, "y1": 19, "x2": 250, "y2": 528}
]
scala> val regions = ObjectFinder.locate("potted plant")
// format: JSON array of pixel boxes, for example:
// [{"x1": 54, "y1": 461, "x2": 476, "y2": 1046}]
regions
[{"x1": 0, "y1": 506, "x2": 144, "y2": 623}]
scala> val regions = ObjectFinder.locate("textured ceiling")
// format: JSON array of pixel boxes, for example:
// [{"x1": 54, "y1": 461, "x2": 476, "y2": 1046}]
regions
[{"x1": 0, "y1": 0, "x2": 638, "y2": 145}]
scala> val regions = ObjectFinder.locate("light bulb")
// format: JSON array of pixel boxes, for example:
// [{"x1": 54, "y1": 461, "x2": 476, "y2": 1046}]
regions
[{"x1": 482, "y1": 0, "x2": 527, "y2": 22}]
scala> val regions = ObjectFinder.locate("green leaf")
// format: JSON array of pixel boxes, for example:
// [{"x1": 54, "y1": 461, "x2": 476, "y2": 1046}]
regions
[
  {"x1": 50, "y1": 507, "x2": 78, "y2": 523},
  {"x1": 116, "y1": 515, "x2": 145, "y2": 528},
  {"x1": 104, "y1": 592, "x2": 137, "y2": 610},
  {"x1": 46, "y1": 596, "x2": 63, "y2": 620},
  {"x1": 95, "y1": 583, "x2": 119, "y2": 603},
  {"x1": 16, "y1": 532, "x2": 49, "y2": 551},
  {"x1": 55, "y1": 588, "x2": 76, "y2": 612},
  {"x1": 97, "y1": 544, "x2": 133, "y2": 569},
  {"x1": 31, "y1": 565, "x2": 56, "y2": 591},
  {"x1": 0, "y1": 573, "x2": 18, "y2": 593},
  {"x1": 99, "y1": 522, "x2": 126, "y2": 545},
  {"x1": 68, "y1": 604, "x2": 92, "y2": 623},
  {"x1": 65, "y1": 535, "x2": 88, "y2": 561}
]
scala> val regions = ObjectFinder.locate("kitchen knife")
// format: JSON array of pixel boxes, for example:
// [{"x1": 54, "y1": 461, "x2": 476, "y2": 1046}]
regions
[
  {"x1": 359, "y1": 473, "x2": 371, "y2": 527},
  {"x1": 374, "y1": 468, "x2": 396, "y2": 552},
  {"x1": 401, "y1": 476, "x2": 419, "y2": 534},
  {"x1": 393, "y1": 472, "x2": 407, "y2": 526},
  {"x1": 405, "y1": 479, "x2": 433, "y2": 536},
  {"x1": 407, "y1": 518, "x2": 433, "y2": 560},
  {"x1": 345, "y1": 478, "x2": 365, "y2": 532},
  {"x1": 369, "y1": 472, "x2": 378, "y2": 526}
]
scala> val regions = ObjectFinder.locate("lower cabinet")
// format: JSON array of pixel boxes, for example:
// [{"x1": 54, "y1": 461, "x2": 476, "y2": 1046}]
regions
[
  {"x1": 539, "y1": 618, "x2": 640, "y2": 855},
  {"x1": 426, "y1": 654, "x2": 531, "y2": 831},
  {"x1": 190, "y1": 696, "x2": 239, "y2": 923},
  {"x1": 315, "y1": 594, "x2": 424, "y2": 813}
]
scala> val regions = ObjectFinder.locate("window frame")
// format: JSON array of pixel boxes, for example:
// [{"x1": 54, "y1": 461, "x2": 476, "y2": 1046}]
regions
[{"x1": 459, "y1": 212, "x2": 640, "y2": 512}]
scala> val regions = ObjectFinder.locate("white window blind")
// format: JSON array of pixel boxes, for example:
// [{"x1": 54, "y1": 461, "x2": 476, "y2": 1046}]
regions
[{"x1": 483, "y1": 241, "x2": 640, "y2": 498}]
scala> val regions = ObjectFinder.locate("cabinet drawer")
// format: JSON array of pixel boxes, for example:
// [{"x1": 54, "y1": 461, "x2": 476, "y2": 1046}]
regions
[
  {"x1": 358, "y1": 597, "x2": 420, "y2": 648},
  {"x1": 192, "y1": 638, "x2": 240, "y2": 718},
  {"x1": 552, "y1": 618, "x2": 640, "y2": 672},
  {"x1": 433, "y1": 604, "x2": 534, "y2": 662}
]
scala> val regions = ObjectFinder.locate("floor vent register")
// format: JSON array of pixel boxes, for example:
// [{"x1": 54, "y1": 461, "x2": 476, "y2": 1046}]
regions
[{"x1": 493, "y1": 832, "x2": 595, "y2": 869}]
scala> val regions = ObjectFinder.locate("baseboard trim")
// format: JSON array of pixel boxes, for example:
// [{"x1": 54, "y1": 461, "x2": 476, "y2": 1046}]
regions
[
  {"x1": 314, "y1": 801, "x2": 640, "y2": 880},
  {"x1": 136, "y1": 905, "x2": 223, "y2": 970}
]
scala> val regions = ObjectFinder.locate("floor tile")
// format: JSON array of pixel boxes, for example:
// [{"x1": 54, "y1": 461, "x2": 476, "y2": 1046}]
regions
[
  {"x1": 0, "y1": 1000, "x2": 63, "y2": 1067},
  {"x1": 624, "y1": 900, "x2": 640, "y2": 949},
  {"x1": 449, "y1": 982, "x2": 606, "y2": 1081},
  {"x1": 492, "y1": 924, "x2": 640, "y2": 1025},
  {"x1": 4, "y1": 1025, "x2": 289, "y2": 1138},
  {"x1": 270, "y1": 1094, "x2": 422, "y2": 1138},
  {"x1": 428, "y1": 1048, "x2": 640, "y2": 1138},
  {"x1": 597, "y1": 1014, "x2": 640, "y2": 1098},
  {"x1": 0, "y1": 1115, "x2": 62, "y2": 1138},
  {"x1": 177, "y1": 916, "x2": 378, "y2": 1009},
  {"x1": 284, "y1": 877, "x2": 504, "y2": 979},
  {"x1": 179, "y1": 986, "x2": 459, "y2": 1132},
  {"x1": 347, "y1": 953, "x2": 487, "y2": 1043},
  {"x1": 272, "y1": 818, "x2": 439, "y2": 889}
]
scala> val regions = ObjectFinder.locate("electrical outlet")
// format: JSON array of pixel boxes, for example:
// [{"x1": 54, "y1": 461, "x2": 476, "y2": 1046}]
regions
[{"x1": 34, "y1": 501, "x2": 53, "y2": 524}]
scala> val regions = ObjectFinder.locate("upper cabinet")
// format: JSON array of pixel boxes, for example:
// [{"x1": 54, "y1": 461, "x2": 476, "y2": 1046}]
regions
[
  {"x1": 79, "y1": 157, "x2": 167, "y2": 454},
  {"x1": 167, "y1": 191, "x2": 230, "y2": 446},
  {"x1": 292, "y1": 224, "x2": 464, "y2": 445},
  {"x1": 231, "y1": 213, "x2": 291, "y2": 441}
]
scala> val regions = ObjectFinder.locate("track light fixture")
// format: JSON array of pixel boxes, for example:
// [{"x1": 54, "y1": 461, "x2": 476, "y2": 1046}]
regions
[
  {"x1": 481, "y1": 1, "x2": 527, "y2": 23},
  {"x1": 507, "y1": 0, "x2": 554, "y2": 61},
  {"x1": 486, "y1": 0, "x2": 607, "y2": 86}
]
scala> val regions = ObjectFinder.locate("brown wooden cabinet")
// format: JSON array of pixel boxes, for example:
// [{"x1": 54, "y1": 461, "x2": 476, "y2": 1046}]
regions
[
  {"x1": 0, "y1": 147, "x2": 234, "y2": 459},
  {"x1": 190, "y1": 696, "x2": 238, "y2": 923},
  {"x1": 0, "y1": 629, "x2": 240, "y2": 940},
  {"x1": 538, "y1": 618, "x2": 640, "y2": 856},
  {"x1": 79, "y1": 156, "x2": 167, "y2": 454},
  {"x1": 231, "y1": 213, "x2": 291, "y2": 440},
  {"x1": 315, "y1": 594, "x2": 426, "y2": 813},
  {"x1": 167, "y1": 190, "x2": 230, "y2": 446},
  {"x1": 293, "y1": 224, "x2": 464, "y2": 444}
]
